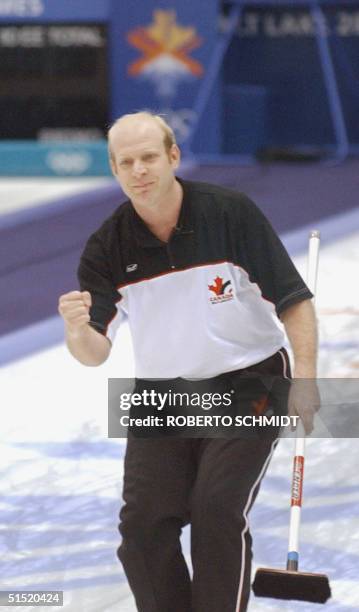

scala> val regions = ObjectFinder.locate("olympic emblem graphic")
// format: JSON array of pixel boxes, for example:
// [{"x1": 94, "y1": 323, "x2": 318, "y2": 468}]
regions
[{"x1": 126, "y1": 10, "x2": 204, "y2": 100}]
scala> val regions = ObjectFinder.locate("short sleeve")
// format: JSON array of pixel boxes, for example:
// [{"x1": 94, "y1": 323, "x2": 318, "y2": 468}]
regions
[
  {"x1": 239, "y1": 196, "x2": 313, "y2": 316},
  {"x1": 77, "y1": 233, "x2": 125, "y2": 342}
]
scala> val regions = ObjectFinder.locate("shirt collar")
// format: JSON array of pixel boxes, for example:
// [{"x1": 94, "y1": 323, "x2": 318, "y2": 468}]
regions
[{"x1": 130, "y1": 177, "x2": 194, "y2": 248}]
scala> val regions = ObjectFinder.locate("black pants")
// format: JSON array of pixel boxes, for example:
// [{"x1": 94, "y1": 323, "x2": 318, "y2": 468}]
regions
[{"x1": 117, "y1": 349, "x2": 291, "y2": 612}]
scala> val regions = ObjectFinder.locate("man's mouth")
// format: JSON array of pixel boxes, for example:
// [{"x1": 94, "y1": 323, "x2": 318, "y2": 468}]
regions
[{"x1": 133, "y1": 182, "x2": 154, "y2": 189}]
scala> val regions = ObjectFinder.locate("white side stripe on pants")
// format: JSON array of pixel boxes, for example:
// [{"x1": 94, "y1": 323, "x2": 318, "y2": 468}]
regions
[
  {"x1": 234, "y1": 437, "x2": 279, "y2": 611},
  {"x1": 235, "y1": 349, "x2": 290, "y2": 611},
  {"x1": 278, "y1": 348, "x2": 290, "y2": 380}
]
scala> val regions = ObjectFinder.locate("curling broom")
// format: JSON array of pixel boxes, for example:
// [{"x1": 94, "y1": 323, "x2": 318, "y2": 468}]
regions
[{"x1": 252, "y1": 231, "x2": 331, "y2": 603}]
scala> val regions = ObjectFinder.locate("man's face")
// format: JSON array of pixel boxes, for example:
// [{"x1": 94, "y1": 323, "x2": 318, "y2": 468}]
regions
[{"x1": 109, "y1": 119, "x2": 180, "y2": 209}]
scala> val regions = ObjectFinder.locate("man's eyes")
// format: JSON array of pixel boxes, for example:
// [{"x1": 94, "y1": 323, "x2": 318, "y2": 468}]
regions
[{"x1": 119, "y1": 154, "x2": 158, "y2": 167}]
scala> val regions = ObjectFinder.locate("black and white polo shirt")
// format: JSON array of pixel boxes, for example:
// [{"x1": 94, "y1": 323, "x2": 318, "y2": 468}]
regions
[{"x1": 78, "y1": 179, "x2": 312, "y2": 378}]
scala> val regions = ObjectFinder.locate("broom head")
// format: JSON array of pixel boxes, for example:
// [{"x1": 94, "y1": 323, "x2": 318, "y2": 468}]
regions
[{"x1": 252, "y1": 567, "x2": 331, "y2": 603}]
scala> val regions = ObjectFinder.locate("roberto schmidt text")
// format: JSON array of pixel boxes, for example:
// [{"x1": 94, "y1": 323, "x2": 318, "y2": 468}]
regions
[{"x1": 119, "y1": 415, "x2": 299, "y2": 428}]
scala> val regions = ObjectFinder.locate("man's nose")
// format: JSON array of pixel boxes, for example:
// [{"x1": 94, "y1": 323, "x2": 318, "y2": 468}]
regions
[{"x1": 132, "y1": 160, "x2": 147, "y2": 175}]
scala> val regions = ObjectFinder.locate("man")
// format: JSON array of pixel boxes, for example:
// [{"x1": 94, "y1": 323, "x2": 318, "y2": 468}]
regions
[{"x1": 58, "y1": 111, "x2": 317, "y2": 611}]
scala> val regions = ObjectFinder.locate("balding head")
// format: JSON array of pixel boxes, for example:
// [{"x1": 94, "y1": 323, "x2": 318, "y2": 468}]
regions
[{"x1": 108, "y1": 111, "x2": 177, "y2": 164}]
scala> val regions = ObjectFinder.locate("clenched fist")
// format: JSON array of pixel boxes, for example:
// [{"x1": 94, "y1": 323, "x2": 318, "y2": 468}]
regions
[{"x1": 58, "y1": 290, "x2": 92, "y2": 333}]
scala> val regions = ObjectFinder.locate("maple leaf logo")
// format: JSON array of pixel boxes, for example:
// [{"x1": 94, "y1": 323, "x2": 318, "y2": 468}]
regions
[{"x1": 208, "y1": 276, "x2": 232, "y2": 296}]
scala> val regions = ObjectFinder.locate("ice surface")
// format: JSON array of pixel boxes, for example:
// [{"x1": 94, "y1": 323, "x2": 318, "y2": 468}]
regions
[{"x1": 1, "y1": 189, "x2": 359, "y2": 610}]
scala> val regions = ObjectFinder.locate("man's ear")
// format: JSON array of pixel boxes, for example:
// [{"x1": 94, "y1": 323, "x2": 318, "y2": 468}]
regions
[
  {"x1": 110, "y1": 157, "x2": 117, "y2": 177},
  {"x1": 170, "y1": 144, "x2": 181, "y2": 169}
]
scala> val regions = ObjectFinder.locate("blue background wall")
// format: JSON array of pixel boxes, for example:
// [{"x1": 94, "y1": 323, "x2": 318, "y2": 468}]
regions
[{"x1": 0, "y1": 0, "x2": 358, "y2": 167}]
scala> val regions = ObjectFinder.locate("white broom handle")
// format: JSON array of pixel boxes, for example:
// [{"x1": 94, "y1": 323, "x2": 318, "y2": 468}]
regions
[
  {"x1": 306, "y1": 230, "x2": 320, "y2": 298},
  {"x1": 287, "y1": 231, "x2": 320, "y2": 570}
]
